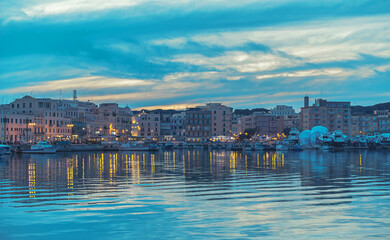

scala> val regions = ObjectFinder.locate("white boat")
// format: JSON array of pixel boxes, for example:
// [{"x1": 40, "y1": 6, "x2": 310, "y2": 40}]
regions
[
  {"x1": 319, "y1": 133, "x2": 333, "y2": 144},
  {"x1": 0, "y1": 145, "x2": 11, "y2": 156},
  {"x1": 254, "y1": 143, "x2": 264, "y2": 151},
  {"x1": 22, "y1": 141, "x2": 57, "y2": 154},
  {"x1": 119, "y1": 142, "x2": 149, "y2": 151},
  {"x1": 288, "y1": 128, "x2": 300, "y2": 143},
  {"x1": 276, "y1": 143, "x2": 289, "y2": 151},
  {"x1": 331, "y1": 131, "x2": 346, "y2": 147},
  {"x1": 380, "y1": 133, "x2": 390, "y2": 147}
]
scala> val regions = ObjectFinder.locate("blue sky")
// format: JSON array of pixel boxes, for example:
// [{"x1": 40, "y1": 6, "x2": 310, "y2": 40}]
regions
[{"x1": 1, "y1": 0, "x2": 390, "y2": 110}]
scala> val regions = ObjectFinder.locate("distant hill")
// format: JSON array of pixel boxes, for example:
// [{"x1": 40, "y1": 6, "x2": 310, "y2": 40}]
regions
[
  {"x1": 233, "y1": 108, "x2": 270, "y2": 116},
  {"x1": 351, "y1": 102, "x2": 390, "y2": 115},
  {"x1": 133, "y1": 108, "x2": 270, "y2": 116},
  {"x1": 132, "y1": 109, "x2": 181, "y2": 115}
]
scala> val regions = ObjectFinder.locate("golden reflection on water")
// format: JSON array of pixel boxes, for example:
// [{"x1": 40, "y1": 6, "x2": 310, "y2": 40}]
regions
[
  {"x1": 151, "y1": 154, "x2": 155, "y2": 176},
  {"x1": 66, "y1": 158, "x2": 74, "y2": 192},
  {"x1": 210, "y1": 151, "x2": 212, "y2": 174},
  {"x1": 99, "y1": 153, "x2": 104, "y2": 181},
  {"x1": 28, "y1": 162, "x2": 36, "y2": 198}
]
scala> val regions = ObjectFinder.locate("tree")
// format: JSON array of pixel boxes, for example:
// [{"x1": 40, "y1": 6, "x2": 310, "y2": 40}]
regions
[{"x1": 238, "y1": 128, "x2": 257, "y2": 141}]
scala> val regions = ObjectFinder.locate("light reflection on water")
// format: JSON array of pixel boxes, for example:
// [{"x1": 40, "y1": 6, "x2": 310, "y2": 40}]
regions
[{"x1": 0, "y1": 150, "x2": 390, "y2": 239}]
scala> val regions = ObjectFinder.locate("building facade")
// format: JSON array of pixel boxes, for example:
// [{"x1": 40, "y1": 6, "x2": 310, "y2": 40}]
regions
[
  {"x1": 206, "y1": 103, "x2": 233, "y2": 137},
  {"x1": 131, "y1": 112, "x2": 160, "y2": 139},
  {"x1": 185, "y1": 108, "x2": 211, "y2": 141},
  {"x1": 170, "y1": 112, "x2": 186, "y2": 140},
  {"x1": 238, "y1": 112, "x2": 284, "y2": 137},
  {"x1": 270, "y1": 105, "x2": 296, "y2": 117},
  {"x1": 301, "y1": 97, "x2": 352, "y2": 136}
]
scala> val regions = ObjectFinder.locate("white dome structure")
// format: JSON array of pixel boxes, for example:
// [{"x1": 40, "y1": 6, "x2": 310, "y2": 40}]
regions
[
  {"x1": 299, "y1": 130, "x2": 312, "y2": 145},
  {"x1": 310, "y1": 126, "x2": 329, "y2": 145}
]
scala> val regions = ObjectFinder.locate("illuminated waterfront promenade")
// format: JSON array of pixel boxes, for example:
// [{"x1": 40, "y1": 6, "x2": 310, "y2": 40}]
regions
[{"x1": 0, "y1": 150, "x2": 390, "y2": 239}]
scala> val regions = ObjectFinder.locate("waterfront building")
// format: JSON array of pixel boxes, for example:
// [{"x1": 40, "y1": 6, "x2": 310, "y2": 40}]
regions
[
  {"x1": 231, "y1": 114, "x2": 242, "y2": 136},
  {"x1": 284, "y1": 114, "x2": 301, "y2": 130},
  {"x1": 270, "y1": 105, "x2": 296, "y2": 117},
  {"x1": 238, "y1": 112, "x2": 284, "y2": 137},
  {"x1": 170, "y1": 112, "x2": 186, "y2": 140},
  {"x1": 131, "y1": 112, "x2": 160, "y2": 139},
  {"x1": 351, "y1": 115, "x2": 379, "y2": 135},
  {"x1": 375, "y1": 110, "x2": 390, "y2": 132},
  {"x1": 185, "y1": 107, "x2": 211, "y2": 141},
  {"x1": 94, "y1": 103, "x2": 132, "y2": 139},
  {"x1": 5, "y1": 96, "x2": 73, "y2": 142},
  {"x1": 160, "y1": 113, "x2": 172, "y2": 139},
  {"x1": 0, "y1": 109, "x2": 37, "y2": 143},
  {"x1": 206, "y1": 103, "x2": 233, "y2": 137},
  {"x1": 301, "y1": 97, "x2": 352, "y2": 136}
]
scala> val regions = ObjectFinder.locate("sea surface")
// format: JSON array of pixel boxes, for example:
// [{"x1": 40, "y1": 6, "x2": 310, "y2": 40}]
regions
[{"x1": 0, "y1": 150, "x2": 390, "y2": 239}]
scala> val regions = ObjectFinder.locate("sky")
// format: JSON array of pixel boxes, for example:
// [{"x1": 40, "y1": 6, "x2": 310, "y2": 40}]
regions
[{"x1": 1, "y1": 0, "x2": 390, "y2": 110}]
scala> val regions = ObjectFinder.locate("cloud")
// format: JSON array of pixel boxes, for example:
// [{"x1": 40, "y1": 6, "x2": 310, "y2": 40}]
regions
[
  {"x1": 2, "y1": 1, "x2": 390, "y2": 109},
  {"x1": 255, "y1": 68, "x2": 371, "y2": 81},
  {"x1": 158, "y1": 14, "x2": 390, "y2": 64},
  {"x1": 134, "y1": 103, "x2": 201, "y2": 111},
  {"x1": 0, "y1": 76, "x2": 155, "y2": 94},
  {"x1": 82, "y1": 91, "x2": 186, "y2": 102},
  {"x1": 22, "y1": 0, "x2": 139, "y2": 18},
  {"x1": 168, "y1": 51, "x2": 301, "y2": 73}
]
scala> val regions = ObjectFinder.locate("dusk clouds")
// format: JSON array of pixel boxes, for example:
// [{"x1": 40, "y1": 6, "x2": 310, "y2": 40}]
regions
[{"x1": 1, "y1": 0, "x2": 390, "y2": 109}]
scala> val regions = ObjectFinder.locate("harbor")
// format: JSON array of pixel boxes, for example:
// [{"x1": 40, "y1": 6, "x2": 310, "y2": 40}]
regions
[
  {"x1": 2, "y1": 125, "x2": 390, "y2": 156},
  {"x1": 1, "y1": 149, "x2": 390, "y2": 239}
]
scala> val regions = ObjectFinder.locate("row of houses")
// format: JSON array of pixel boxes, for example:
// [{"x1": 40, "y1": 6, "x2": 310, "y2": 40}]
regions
[{"x1": 0, "y1": 94, "x2": 389, "y2": 143}]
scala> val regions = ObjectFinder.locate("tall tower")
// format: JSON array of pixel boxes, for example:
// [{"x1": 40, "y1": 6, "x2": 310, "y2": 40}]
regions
[
  {"x1": 304, "y1": 95, "x2": 309, "y2": 108},
  {"x1": 73, "y1": 90, "x2": 77, "y2": 101}
]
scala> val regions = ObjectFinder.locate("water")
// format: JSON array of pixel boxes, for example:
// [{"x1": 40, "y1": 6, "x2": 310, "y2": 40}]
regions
[{"x1": 0, "y1": 150, "x2": 390, "y2": 239}]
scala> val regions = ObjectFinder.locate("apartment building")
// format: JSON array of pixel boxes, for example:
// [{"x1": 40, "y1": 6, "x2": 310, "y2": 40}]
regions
[
  {"x1": 206, "y1": 103, "x2": 233, "y2": 137},
  {"x1": 131, "y1": 112, "x2": 160, "y2": 139},
  {"x1": 238, "y1": 112, "x2": 284, "y2": 137},
  {"x1": 270, "y1": 105, "x2": 296, "y2": 117},
  {"x1": 185, "y1": 108, "x2": 211, "y2": 141},
  {"x1": 170, "y1": 112, "x2": 186, "y2": 140},
  {"x1": 301, "y1": 97, "x2": 351, "y2": 136},
  {"x1": 351, "y1": 115, "x2": 379, "y2": 135}
]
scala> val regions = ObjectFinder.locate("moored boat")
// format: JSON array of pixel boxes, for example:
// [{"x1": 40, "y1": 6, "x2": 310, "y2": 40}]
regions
[
  {"x1": 331, "y1": 131, "x2": 346, "y2": 147},
  {"x1": 119, "y1": 142, "x2": 149, "y2": 151},
  {"x1": 21, "y1": 141, "x2": 57, "y2": 154},
  {"x1": 0, "y1": 145, "x2": 11, "y2": 156}
]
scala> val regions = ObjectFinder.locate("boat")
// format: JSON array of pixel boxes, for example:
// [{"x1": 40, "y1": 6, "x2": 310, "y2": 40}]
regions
[
  {"x1": 276, "y1": 142, "x2": 289, "y2": 151},
  {"x1": 380, "y1": 133, "x2": 390, "y2": 147},
  {"x1": 243, "y1": 144, "x2": 253, "y2": 151},
  {"x1": 149, "y1": 143, "x2": 160, "y2": 151},
  {"x1": 254, "y1": 143, "x2": 264, "y2": 151},
  {"x1": 288, "y1": 128, "x2": 300, "y2": 143},
  {"x1": 319, "y1": 133, "x2": 333, "y2": 145},
  {"x1": 367, "y1": 134, "x2": 381, "y2": 148},
  {"x1": 21, "y1": 141, "x2": 57, "y2": 154},
  {"x1": 119, "y1": 142, "x2": 160, "y2": 151},
  {"x1": 0, "y1": 145, "x2": 11, "y2": 156},
  {"x1": 231, "y1": 143, "x2": 243, "y2": 151},
  {"x1": 119, "y1": 141, "x2": 149, "y2": 151},
  {"x1": 163, "y1": 142, "x2": 174, "y2": 150},
  {"x1": 331, "y1": 131, "x2": 346, "y2": 147},
  {"x1": 101, "y1": 141, "x2": 120, "y2": 151}
]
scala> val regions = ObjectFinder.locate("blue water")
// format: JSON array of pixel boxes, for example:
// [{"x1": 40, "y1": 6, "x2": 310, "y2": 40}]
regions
[{"x1": 0, "y1": 150, "x2": 390, "y2": 239}]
